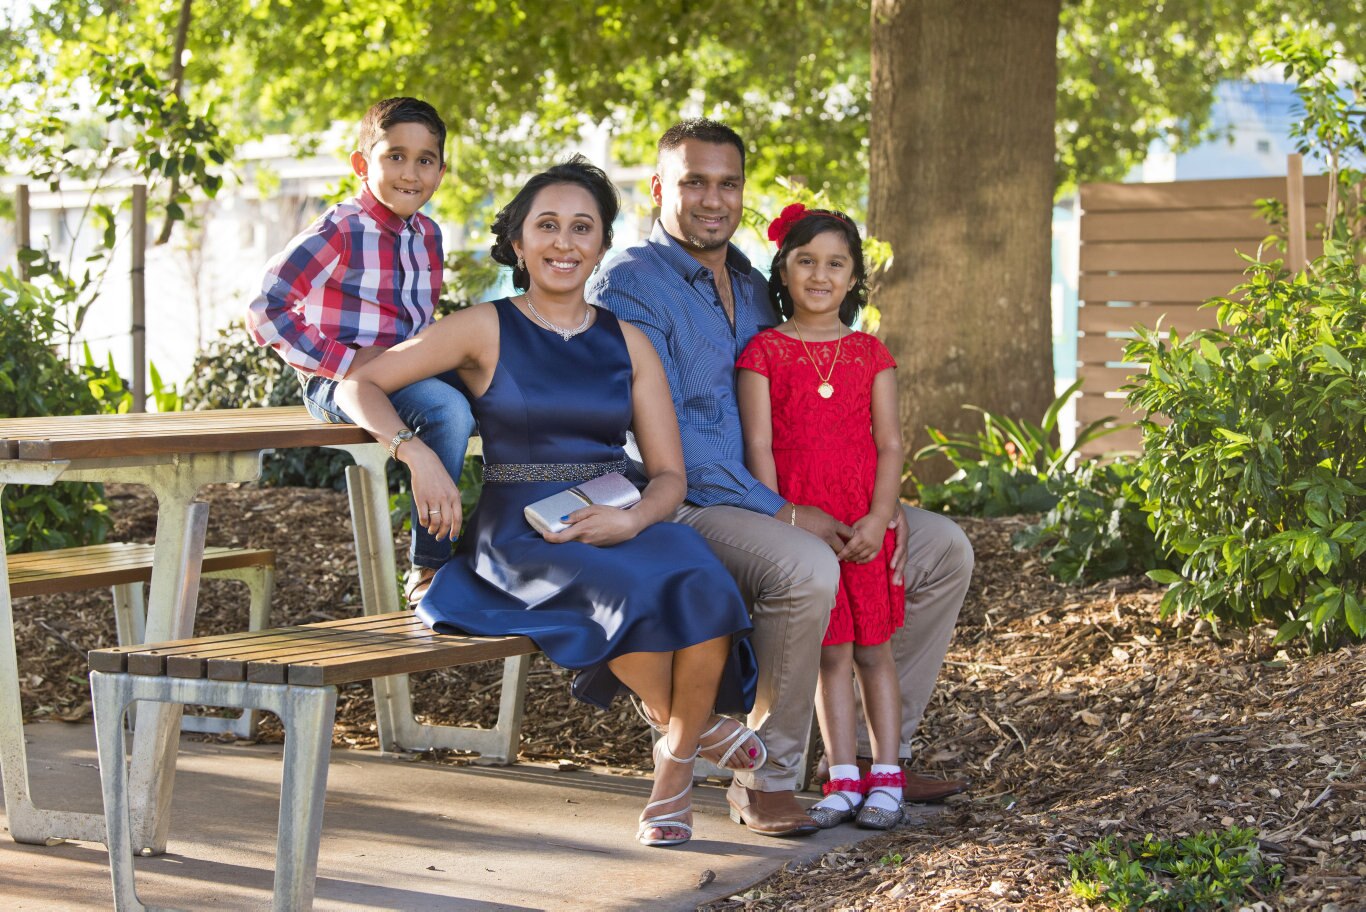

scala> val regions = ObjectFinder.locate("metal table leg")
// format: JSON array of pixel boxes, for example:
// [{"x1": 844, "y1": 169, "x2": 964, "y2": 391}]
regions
[
  {"x1": 0, "y1": 452, "x2": 260, "y2": 851},
  {"x1": 0, "y1": 462, "x2": 109, "y2": 845}
]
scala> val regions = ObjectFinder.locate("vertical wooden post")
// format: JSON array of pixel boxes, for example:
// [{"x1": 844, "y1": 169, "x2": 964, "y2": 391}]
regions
[
  {"x1": 1286, "y1": 153, "x2": 1307, "y2": 273},
  {"x1": 15, "y1": 185, "x2": 30, "y2": 280},
  {"x1": 131, "y1": 184, "x2": 147, "y2": 413}
]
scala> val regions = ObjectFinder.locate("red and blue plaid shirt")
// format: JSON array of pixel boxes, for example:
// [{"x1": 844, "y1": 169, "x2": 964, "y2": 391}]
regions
[{"x1": 247, "y1": 187, "x2": 443, "y2": 379}]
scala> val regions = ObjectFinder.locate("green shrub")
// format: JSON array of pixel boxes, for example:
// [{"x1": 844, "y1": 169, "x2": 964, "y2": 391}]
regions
[
  {"x1": 1014, "y1": 457, "x2": 1175, "y2": 583},
  {"x1": 1126, "y1": 248, "x2": 1366, "y2": 649},
  {"x1": 0, "y1": 269, "x2": 126, "y2": 553},
  {"x1": 1126, "y1": 38, "x2": 1366, "y2": 650},
  {"x1": 1068, "y1": 828, "x2": 1281, "y2": 911},
  {"x1": 914, "y1": 379, "x2": 1123, "y2": 517}
]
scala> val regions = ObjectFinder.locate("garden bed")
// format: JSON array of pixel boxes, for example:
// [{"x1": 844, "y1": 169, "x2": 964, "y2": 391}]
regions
[{"x1": 12, "y1": 483, "x2": 1363, "y2": 909}]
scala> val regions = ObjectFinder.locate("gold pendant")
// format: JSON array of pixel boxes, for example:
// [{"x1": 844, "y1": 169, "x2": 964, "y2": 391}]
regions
[{"x1": 818, "y1": 382, "x2": 834, "y2": 399}]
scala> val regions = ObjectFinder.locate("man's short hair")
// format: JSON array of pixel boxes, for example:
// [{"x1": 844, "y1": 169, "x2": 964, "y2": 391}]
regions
[
  {"x1": 657, "y1": 118, "x2": 746, "y2": 172},
  {"x1": 358, "y1": 97, "x2": 447, "y2": 166}
]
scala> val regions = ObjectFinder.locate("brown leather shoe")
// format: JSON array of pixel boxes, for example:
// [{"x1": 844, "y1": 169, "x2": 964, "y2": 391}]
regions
[
  {"x1": 813, "y1": 755, "x2": 969, "y2": 803},
  {"x1": 726, "y1": 781, "x2": 819, "y2": 837},
  {"x1": 902, "y1": 770, "x2": 969, "y2": 802}
]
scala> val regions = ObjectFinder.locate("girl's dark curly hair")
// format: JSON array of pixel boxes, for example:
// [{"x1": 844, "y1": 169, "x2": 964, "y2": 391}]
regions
[
  {"x1": 767, "y1": 209, "x2": 867, "y2": 326},
  {"x1": 489, "y1": 154, "x2": 620, "y2": 291}
]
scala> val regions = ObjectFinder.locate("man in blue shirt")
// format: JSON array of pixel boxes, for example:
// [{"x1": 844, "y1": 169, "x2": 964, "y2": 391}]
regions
[{"x1": 590, "y1": 119, "x2": 972, "y2": 837}]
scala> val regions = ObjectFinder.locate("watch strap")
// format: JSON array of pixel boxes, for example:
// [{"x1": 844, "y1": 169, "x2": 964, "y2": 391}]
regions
[{"x1": 388, "y1": 428, "x2": 415, "y2": 459}]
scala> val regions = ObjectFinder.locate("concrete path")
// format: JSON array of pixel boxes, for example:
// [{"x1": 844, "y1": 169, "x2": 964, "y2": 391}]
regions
[{"x1": 2, "y1": 722, "x2": 938, "y2": 910}]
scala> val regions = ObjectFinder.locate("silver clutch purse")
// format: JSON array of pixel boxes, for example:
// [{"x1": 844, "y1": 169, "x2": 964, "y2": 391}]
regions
[{"x1": 523, "y1": 472, "x2": 642, "y2": 534}]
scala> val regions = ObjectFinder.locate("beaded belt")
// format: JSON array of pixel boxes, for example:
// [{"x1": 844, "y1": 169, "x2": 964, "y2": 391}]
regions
[{"x1": 481, "y1": 457, "x2": 630, "y2": 484}]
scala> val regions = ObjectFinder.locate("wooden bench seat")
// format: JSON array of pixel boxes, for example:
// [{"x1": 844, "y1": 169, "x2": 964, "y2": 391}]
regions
[
  {"x1": 89, "y1": 612, "x2": 538, "y2": 911},
  {"x1": 11, "y1": 542, "x2": 275, "y2": 739},
  {"x1": 8, "y1": 542, "x2": 273, "y2": 598}
]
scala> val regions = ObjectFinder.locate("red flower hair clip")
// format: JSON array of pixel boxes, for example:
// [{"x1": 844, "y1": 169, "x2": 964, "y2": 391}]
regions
[{"x1": 766, "y1": 203, "x2": 809, "y2": 247}]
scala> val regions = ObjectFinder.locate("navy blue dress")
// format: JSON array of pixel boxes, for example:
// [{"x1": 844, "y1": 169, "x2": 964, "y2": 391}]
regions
[{"x1": 416, "y1": 298, "x2": 757, "y2": 712}]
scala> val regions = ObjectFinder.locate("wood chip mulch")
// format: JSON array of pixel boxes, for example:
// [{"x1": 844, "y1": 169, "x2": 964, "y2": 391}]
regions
[{"x1": 11, "y1": 483, "x2": 1364, "y2": 910}]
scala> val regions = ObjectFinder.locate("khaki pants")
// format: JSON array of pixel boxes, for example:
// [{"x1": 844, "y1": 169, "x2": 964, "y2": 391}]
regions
[{"x1": 674, "y1": 503, "x2": 973, "y2": 790}]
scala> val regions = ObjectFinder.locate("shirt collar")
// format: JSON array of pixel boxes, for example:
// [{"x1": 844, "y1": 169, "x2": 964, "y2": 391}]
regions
[
  {"x1": 647, "y1": 220, "x2": 754, "y2": 284},
  {"x1": 357, "y1": 186, "x2": 419, "y2": 235}
]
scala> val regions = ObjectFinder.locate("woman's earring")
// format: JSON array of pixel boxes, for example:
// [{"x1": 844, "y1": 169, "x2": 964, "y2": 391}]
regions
[
  {"x1": 593, "y1": 261, "x2": 601, "y2": 275},
  {"x1": 516, "y1": 254, "x2": 524, "y2": 271}
]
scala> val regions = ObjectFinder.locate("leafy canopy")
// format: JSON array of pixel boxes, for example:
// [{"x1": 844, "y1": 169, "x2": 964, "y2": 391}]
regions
[{"x1": 8, "y1": 0, "x2": 1366, "y2": 222}]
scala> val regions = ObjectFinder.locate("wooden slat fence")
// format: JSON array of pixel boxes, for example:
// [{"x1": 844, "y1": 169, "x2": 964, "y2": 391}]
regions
[{"x1": 1075, "y1": 172, "x2": 1329, "y2": 456}]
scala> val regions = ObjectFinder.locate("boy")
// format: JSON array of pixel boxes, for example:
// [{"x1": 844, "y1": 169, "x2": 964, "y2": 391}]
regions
[{"x1": 247, "y1": 96, "x2": 472, "y2": 605}]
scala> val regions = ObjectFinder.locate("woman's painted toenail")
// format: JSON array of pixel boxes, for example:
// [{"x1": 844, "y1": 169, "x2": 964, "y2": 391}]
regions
[{"x1": 748, "y1": 748, "x2": 758, "y2": 757}]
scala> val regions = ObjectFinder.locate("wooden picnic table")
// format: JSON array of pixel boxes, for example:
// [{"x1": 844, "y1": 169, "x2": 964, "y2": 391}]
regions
[{"x1": 0, "y1": 406, "x2": 521, "y2": 856}]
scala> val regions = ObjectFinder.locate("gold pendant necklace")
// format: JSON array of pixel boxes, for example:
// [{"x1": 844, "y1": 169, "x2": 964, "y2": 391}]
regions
[{"x1": 791, "y1": 320, "x2": 842, "y2": 399}]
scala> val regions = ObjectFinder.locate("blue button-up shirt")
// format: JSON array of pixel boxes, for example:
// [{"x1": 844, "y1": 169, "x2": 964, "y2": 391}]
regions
[{"x1": 589, "y1": 222, "x2": 787, "y2": 515}]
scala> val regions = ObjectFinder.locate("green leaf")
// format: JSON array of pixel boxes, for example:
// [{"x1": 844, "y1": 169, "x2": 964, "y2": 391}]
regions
[
  {"x1": 1247, "y1": 353, "x2": 1276, "y2": 371},
  {"x1": 1312, "y1": 343, "x2": 1352, "y2": 372},
  {"x1": 1147, "y1": 569, "x2": 1182, "y2": 584},
  {"x1": 1345, "y1": 594, "x2": 1365, "y2": 637}
]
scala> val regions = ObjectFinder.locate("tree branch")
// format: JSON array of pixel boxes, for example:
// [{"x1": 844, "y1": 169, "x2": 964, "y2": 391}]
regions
[{"x1": 155, "y1": 0, "x2": 193, "y2": 246}]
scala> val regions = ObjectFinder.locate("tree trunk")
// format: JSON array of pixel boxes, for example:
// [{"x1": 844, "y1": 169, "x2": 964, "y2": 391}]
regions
[{"x1": 869, "y1": 0, "x2": 1060, "y2": 486}]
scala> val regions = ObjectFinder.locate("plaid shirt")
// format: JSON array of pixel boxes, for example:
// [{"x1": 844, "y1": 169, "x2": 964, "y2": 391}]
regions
[
  {"x1": 247, "y1": 187, "x2": 443, "y2": 379},
  {"x1": 589, "y1": 222, "x2": 786, "y2": 515}
]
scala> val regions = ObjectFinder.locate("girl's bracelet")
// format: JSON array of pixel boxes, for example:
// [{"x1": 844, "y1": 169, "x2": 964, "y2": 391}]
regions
[{"x1": 789, "y1": 504, "x2": 797, "y2": 526}]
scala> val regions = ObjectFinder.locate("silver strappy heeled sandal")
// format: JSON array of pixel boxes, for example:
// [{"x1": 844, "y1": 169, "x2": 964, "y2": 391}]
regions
[
  {"x1": 632, "y1": 697, "x2": 767, "y2": 772},
  {"x1": 637, "y1": 739, "x2": 700, "y2": 848}
]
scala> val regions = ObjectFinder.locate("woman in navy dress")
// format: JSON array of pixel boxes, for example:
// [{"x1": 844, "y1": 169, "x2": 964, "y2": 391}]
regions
[{"x1": 336, "y1": 156, "x2": 760, "y2": 847}]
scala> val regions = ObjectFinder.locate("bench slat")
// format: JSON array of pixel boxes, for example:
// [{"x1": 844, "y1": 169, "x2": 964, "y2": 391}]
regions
[
  {"x1": 245, "y1": 632, "x2": 454, "y2": 683},
  {"x1": 288, "y1": 635, "x2": 538, "y2": 686},
  {"x1": 9, "y1": 543, "x2": 274, "y2": 598},
  {"x1": 206, "y1": 624, "x2": 433, "y2": 681},
  {"x1": 142, "y1": 618, "x2": 424, "y2": 677},
  {"x1": 89, "y1": 609, "x2": 538, "y2": 688},
  {"x1": 89, "y1": 612, "x2": 420, "y2": 673},
  {"x1": 175, "y1": 618, "x2": 425, "y2": 674}
]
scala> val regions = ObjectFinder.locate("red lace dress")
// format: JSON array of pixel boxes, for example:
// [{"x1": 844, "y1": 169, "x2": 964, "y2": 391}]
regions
[{"x1": 737, "y1": 328, "x2": 905, "y2": 646}]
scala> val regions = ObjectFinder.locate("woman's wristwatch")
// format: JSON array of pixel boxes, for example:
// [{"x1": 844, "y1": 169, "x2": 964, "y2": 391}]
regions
[{"x1": 388, "y1": 428, "x2": 415, "y2": 459}]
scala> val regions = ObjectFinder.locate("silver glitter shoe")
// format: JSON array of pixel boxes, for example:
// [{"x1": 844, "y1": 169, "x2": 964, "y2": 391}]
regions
[
  {"x1": 855, "y1": 799, "x2": 905, "y2": 830},
  {"x1": 808, "y1": 792, "x2": 861, "y2": 828},
  {"x1": 856, "y1": 773, "x2": 907, "y2": 830},
  {"x1": 807, "y1": 780, "x2": 862, "y2": 829}
]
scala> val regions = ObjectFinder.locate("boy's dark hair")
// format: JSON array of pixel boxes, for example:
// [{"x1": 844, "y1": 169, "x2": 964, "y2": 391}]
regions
[
  {"x1": 490, "y1": 154, "x2": 620, "y2": 291},
  {"x1": 358, "y1": 97, "x2": 447, "y2": 165},
  {"x1": 657, "y1": 118, "x2": 746, "y2": 171},
  {"x1": 768, "y1": 209, "x2": 868, "y2": 326}
]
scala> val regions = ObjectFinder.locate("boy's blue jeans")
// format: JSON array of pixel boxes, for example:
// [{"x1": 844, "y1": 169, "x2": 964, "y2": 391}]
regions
[{"x1": 301, "y1": 371, "x2": 475, "y2": 570}]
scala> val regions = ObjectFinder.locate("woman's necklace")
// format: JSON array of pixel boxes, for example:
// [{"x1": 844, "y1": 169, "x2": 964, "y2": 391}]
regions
[
  {"x1": 790, "y1": 319, "x2": 843, "y2": 399},
  {"x1": 523, "y1": 290, "x2": 592, "y2": 341}
]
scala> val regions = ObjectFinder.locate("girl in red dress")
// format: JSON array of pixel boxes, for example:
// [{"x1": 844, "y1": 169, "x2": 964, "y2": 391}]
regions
[{"x1": 737, "y1": 205, "x2": 906, "y2": 830}]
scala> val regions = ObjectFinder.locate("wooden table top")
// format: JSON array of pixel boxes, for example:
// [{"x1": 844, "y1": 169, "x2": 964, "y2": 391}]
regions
[{"x1": 0, "y1": 407, "x2": 374, "y2": 460}]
